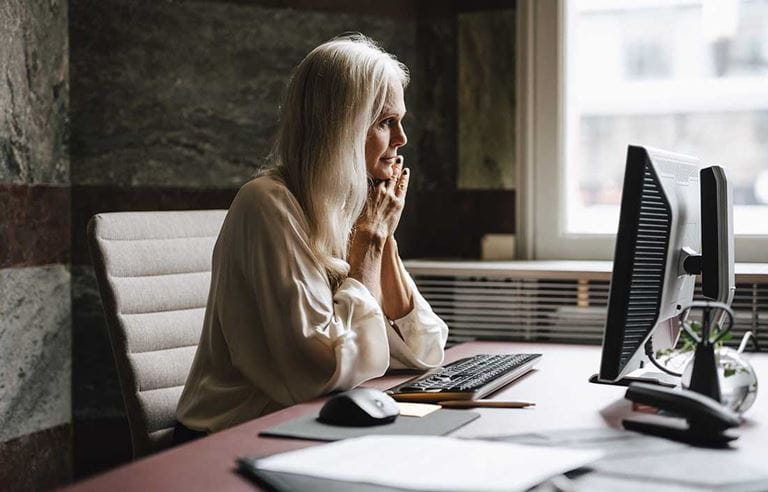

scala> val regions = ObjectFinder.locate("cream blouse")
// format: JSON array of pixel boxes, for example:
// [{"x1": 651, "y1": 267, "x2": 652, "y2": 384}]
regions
[{"x1": 176, "y1": 176, "x2": 448, "y2": 433}]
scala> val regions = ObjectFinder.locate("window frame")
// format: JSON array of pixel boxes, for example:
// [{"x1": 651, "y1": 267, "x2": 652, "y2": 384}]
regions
[{"x1": 516, "y1": 0, "x2": 768, "y2": 262}]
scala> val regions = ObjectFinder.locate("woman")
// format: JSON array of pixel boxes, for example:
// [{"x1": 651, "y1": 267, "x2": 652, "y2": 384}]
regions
[{"x1": 175, "y1": 34, "x2": 448, "y2": 442}]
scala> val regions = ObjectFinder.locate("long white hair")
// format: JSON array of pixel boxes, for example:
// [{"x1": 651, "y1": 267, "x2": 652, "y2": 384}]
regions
[{"x1": 271, "y1": 34, "x2": 409, "y2": 290}]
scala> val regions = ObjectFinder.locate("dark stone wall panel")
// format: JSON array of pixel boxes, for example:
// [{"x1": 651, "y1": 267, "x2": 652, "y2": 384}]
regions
[
  {"x1": 398, "y1": 189, "x2": 515, "y2": 259},
  {"x1": 70, "y1": 0, "x2": 435, "y2": 188},
  {"x1": 458, "y1": 9, "x2": 516, "y2": 189},
  {"x1": 71, "y1": 265, "x2": 123, "y2": 423},
  {"x1": 0, "y1": 424, "x2": 72, "y2": 490},
  {"x1": 0, "y1": 0, "x2": 69, "y2": 185},
  {"x1": 0, "y1": 184, "x2": 70, "y2": 268},
  {"x1": 72, "y1": 264, "x2": 132, "y2": 478},
  {"x1": 219, "y1": 0, "x2": 422, "y2": 17},
  {"x1": 73, "y1": 417, "x2": 132, "y2": 480},
  {"x1": 209, "y1": 0, "x2": 515, "y2": 17},
  {"x1": 410, "y1": 16, "x2": 458, "y2": 192}
]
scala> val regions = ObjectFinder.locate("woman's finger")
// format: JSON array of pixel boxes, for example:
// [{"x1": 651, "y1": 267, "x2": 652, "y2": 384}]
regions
[
  {"x1": 392, "y1": 156, "x2": 403, "y2": 181},
  {"x1": 395, "y1": 167, "x2": 410, "y2": 198},
  {"x1": 387, "y1": 156, "x2": 404, "y2": 194},
  {"x1": 376, "y1": 178, "x2": 389, "y2": 198},
  {"x1": 385, "y1": 173, "x2": 398, "y2": 195}
]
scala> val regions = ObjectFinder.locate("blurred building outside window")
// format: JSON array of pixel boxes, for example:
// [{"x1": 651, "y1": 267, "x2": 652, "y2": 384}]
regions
[{"x1": 565, "y1": 0, "x2": 768, "y2": 236}]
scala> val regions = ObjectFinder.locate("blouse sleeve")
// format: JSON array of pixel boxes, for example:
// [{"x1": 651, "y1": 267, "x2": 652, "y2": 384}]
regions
[
  {"x1": 386, "y1": 259, "x2": 449, "y2": 370},
  {"x1": 219, "y1": 180, "x2": 390, "y2": 407}
]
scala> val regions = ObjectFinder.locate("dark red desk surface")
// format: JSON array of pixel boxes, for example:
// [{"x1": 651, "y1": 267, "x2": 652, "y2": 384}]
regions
[{"x1": 65, "y1": 341, "x2": 768, "y2": 491}]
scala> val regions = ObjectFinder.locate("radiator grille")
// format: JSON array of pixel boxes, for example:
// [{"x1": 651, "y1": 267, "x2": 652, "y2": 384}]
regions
[{"x1": 411, "y1": 267, "x2": 767, "y2": 352}]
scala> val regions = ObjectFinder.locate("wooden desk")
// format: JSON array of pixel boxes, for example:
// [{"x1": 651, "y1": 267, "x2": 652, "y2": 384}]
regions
[{"x1": 66, "y1": 342, "x2": 768, "y2": 491}]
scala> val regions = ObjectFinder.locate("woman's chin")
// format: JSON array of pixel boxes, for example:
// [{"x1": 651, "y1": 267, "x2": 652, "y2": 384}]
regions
[{"x1": 369, "y1": 168, "x2": 393, "y2": 182}]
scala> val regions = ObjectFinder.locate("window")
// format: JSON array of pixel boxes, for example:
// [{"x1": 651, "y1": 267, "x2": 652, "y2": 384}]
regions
[{"x1": 518, "y1": 0, "x2": 768, "y2": 261}]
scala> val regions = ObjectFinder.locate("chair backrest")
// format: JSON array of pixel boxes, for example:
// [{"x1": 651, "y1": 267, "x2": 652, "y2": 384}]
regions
[{"x1": 88, "y1": 210, "x2": 227, "y2": 457}]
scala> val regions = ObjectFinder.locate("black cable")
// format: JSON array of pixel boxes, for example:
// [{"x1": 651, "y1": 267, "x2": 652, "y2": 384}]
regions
[{"x1": 644, "y1": 338, "x2": 683, "y2": 377}]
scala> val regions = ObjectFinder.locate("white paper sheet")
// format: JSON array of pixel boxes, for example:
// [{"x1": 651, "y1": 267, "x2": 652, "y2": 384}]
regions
[{"x1": 255, "y1": 435, "x2": 603, "y2": 492}]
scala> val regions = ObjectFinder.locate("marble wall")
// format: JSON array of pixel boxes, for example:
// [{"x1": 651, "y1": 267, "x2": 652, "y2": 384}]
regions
[
  {"x1": 70, "y1": 1, "x2": 421, "y2": 189},
  {"x1": 458, "y1": 9, "x2": 516, "y2": 189},
  {"x1": 0, "y1": 267, "x2": 71, "y2": 440},
  {"x1": 0, "y1": 1, "x2": 69, "y2": 184},
  {"x1": 0, "y1": 0, "x2": 71, "y2": 490}
]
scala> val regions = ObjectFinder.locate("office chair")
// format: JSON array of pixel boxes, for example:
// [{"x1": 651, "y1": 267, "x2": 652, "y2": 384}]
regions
[{"x1": 88, "y1": 210, "x2": 226, "y2": 457}]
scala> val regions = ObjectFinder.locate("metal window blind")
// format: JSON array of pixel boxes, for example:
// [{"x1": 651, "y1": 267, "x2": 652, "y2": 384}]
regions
[{"x1": 407, "y1": 261, "x2": 767, "y2": 351}]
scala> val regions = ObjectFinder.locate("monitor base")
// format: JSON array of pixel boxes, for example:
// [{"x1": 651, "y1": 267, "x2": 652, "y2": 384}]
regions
[{"x1": 588, "y1": 372, "x2": 677, "y2": 388}]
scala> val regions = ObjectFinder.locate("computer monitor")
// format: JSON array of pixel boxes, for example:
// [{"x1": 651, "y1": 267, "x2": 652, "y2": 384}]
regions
[
  {"x1": 700, "y1": 166, "x2": 736, "y2": 305},
  {"x1": 596, "y1": 145, "x2": 705, "y2": 385}
]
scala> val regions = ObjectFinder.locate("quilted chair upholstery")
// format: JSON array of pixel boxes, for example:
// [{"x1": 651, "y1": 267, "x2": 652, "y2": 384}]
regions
[{"x1": 88, "y1": 210, "x2": 226, "y2": 457}]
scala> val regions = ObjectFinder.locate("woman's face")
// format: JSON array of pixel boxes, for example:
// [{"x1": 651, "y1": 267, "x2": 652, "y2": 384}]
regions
[{"x1": 365, "y1": 83, "x2": 408, "y2": 181}]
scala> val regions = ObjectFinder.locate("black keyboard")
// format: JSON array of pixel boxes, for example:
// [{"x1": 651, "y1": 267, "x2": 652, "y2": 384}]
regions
[{"x1": 386, "y1": 353, "x2": 542, "y2": 402}]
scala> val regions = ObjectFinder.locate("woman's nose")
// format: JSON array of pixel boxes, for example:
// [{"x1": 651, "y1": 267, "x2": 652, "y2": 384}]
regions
[{"x1": 392, "y1": 124, "x2": 407, "y2": 148}]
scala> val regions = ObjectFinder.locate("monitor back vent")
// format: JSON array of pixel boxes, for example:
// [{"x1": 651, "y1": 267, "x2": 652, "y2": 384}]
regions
[{"x1": 619, "y1": 165, "x2": 672, "y2": 366}]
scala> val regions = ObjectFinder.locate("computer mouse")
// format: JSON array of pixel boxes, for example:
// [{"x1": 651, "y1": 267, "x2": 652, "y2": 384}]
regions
[{"x1": 317, "y1": 388, "x2": 400, "y2": 427}]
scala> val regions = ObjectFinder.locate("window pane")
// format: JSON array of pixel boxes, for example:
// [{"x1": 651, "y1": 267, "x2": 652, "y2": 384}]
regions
[{"x1": 565, "y1": 0, "x2": 768, "y2": 235}]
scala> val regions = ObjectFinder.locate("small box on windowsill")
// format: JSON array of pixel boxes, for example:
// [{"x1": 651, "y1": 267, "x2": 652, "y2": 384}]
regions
[{"x1": 481, "y1": 234, "x2": 516, "y2": 260}]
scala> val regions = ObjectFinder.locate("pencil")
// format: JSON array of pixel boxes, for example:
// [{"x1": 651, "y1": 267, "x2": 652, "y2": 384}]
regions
[{"x1": 437, "y1": 400, "x2": 535, "y2": 409}]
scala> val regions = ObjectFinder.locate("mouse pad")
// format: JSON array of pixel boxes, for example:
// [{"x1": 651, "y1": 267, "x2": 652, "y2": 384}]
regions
[{"x1": 259, "y1": 409, "x2": 480, "y2": 442}]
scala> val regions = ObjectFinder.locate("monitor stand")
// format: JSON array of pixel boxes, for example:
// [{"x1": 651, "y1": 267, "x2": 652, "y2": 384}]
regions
[{"x1": 588, "y1": 369, "x2": 678, "y2": 388}]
